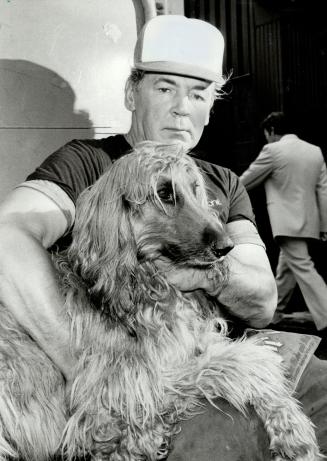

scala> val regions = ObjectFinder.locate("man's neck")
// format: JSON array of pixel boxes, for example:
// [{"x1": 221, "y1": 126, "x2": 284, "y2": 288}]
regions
[
  {"x1": 124, "y1": 132, "x2": 135, "y2": 148},
  {"x1": 124, "y1": 121, "x2": 144, "y2": 148},
  {"x1": 267, "y1": 134, "x2": 283, "y2": 144}
]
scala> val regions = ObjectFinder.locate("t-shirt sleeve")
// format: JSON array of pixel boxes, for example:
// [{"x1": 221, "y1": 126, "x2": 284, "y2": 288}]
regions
[
  {"x1": 227, "y1": 169, "x2": 256, "y2": 225},
  {"x1": 223, "y1": 169, "x2": 265, "y2": 246},
  {"x1": 15, "y1": 179, "x2": 76, "y2": 231},
  {"x1": 26, "y1": 139, "x2": 111, "y2": 204}
]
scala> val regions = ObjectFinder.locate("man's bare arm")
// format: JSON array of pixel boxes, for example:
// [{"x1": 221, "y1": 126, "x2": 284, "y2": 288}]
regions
[
  {"x1": 0, "y1": 186, "x2": 75, "y2": 381},
  {"x1": 213, "y1": 242, "x2": 277, "y2": 328},
  {"x1": 209, "y1": 220, "x2": 277, "y2": 327}
]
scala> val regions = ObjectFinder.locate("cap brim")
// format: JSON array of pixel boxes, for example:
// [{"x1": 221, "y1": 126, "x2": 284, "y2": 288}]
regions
[{"x1": 134, "y1": 61, "x2": 220, "y2": 83}]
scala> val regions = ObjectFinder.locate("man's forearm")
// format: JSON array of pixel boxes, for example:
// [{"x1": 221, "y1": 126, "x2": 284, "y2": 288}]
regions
[
  {"x1": 214, "y1": 252, "x2": 277, "y2": 328},
  {"x1": 0, "y1": 224, "x2": 75, "y2": 381},
  {"x1": 205, "y1": 241, "x2": 278, "y2": 328}
]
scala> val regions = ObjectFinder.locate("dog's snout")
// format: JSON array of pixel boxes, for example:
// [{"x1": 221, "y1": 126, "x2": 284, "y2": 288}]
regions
[
  {"x1": 203, "y1": 225, "x2": 234, "y2": 259},
  {"x1": 212, "y1": 241, "x2": 234, "y2": 258},
  {"x1": 202, "y1": 225, "x2": 220, "y2": 246}
]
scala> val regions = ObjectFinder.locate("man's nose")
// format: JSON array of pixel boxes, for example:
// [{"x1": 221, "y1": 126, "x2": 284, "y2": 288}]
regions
[{"x1": 172, "y1": 94, "x2": 190, "y2": 117}]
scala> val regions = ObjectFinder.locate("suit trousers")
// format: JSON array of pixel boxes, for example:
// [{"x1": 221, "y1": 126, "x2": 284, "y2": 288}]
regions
[
  {"x1": 275, "y1": 237, "x2": 327, "y2": 330},
  {"x1": 167, "y1": 356, "x2": 327, "y2": 460}
]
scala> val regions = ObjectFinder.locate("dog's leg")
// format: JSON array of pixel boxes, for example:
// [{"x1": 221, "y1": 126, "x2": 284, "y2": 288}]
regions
[
  {"x1": 0, "y1": 389, "x2": 66, "y2": 461},
  {"x1": 0, "y1": 328, "x2": 66, "y2": 461},
  {"x1": 177, "y1": 337, "x2": 322, "y2": 461},
  {"x1": 251, "y1": 385, "x2": 322, "y2": 461},
  {"x1": 62, "y1": 355, "x2": 168, "y2": 460}
]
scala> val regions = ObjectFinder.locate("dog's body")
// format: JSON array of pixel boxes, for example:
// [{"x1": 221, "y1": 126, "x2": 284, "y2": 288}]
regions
[{"x1": 0, "y1": 142, "x2": 322, "y2": 460}]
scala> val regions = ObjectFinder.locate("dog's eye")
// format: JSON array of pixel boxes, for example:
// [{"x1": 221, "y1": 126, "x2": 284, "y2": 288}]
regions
[
  {"x1": 193, "y1": 182, "x2": 200, "y2": 195},
  {"x1": 157, "y1": 187, "x2": 175, "y2": 204}
]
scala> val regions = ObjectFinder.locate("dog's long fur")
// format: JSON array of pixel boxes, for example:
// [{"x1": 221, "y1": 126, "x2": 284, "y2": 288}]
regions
[{"x1": 0, "y1": 142, "x2": 322, "y2": 460}]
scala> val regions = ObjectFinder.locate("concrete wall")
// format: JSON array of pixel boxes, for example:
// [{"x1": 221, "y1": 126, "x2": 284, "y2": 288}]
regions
[{"x1": 0, "y1": 0, "x2": 154, "y2": 201}]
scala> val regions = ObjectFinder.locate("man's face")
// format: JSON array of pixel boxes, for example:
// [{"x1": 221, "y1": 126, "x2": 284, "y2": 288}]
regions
[{"x1": 127, "y1": 73, "x2": 215, "y2": 151}]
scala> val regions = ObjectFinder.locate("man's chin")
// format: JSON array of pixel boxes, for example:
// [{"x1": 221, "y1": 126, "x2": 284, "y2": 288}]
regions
[{"x1": 159, "y1": 136, "x2": 195, "y2": 152}]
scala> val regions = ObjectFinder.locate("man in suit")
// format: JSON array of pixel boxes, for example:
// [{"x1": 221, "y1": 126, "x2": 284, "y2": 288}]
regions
[{"x1": 240, "y1": 111, "x2": 327, "y2": 331}]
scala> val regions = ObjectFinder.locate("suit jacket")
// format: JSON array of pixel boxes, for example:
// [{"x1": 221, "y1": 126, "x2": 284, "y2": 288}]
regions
[{"x1": 240, "y1": 134, "x2": 327, "y2": 239}]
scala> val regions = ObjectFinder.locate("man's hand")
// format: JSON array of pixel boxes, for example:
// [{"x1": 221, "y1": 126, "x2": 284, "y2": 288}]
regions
[
  {"x1": 212, "y1": 244, "x2": 277, "y2": 327},
  {"x1": 320, "y1": 231, "x2": 327, "y2": 242}
]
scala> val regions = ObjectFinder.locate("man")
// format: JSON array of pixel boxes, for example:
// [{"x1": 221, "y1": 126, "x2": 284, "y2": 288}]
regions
[
  {"x1": 0, "y1": 16, "x2": 325, "y2": 458},
  {"x1": 240, "y1": 111, "x2": 327, "y2": 332}
]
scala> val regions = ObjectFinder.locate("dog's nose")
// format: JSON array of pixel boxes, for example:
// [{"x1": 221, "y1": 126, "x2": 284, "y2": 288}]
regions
[
  {"x1": 212, "y1": 241, "x2": 234, "y2": 259},
  {"x1": 203, "y1": 225, "x2": 234, "y2": 258},
  {"x1": 203, "y1": 225, "x2": 220, "y2": 246}
]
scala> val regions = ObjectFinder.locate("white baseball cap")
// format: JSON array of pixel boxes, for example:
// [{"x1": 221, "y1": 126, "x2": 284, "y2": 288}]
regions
[{"x1": 134, "y1": 15, "x2": 225, "y2": 83}]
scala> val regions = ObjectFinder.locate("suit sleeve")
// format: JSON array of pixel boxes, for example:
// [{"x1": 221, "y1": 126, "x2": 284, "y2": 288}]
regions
[
  {"x1": 239, "y1": 145, "x2": 274, "y2": 190},
  {"x1": 316, "y1": 155, "x2": 327, "y2": 232}
]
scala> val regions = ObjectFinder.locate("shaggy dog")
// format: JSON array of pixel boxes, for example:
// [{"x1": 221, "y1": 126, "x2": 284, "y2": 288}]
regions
[{"x1": 0, "y1": 142, "x2": 322, "y2": 461}]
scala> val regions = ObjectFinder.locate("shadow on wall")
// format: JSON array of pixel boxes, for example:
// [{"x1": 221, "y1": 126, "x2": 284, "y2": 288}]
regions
[{"x1": 0, "y1": 59, "x2": 94, "y2": 201}]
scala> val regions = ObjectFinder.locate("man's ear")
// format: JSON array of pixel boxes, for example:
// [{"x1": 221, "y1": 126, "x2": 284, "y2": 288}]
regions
[
  {"x1": 124, "y1": 78, "x2": 136, "y2": 112},
  {"x1": 205, "y1": 109, "x2": 211, "y2": 126},
  {"x1": 205, "y1": 101, "x2": 214, "y2": 126},
  {"x1": 205, "y1": 90, "x2": 215, "y2": 126}
]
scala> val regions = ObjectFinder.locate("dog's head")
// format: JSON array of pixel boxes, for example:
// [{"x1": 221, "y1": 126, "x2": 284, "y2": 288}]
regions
[
  {"x1": 67, "y1": 142, "x2": 233, "y2": 322},
  {"x1": 128, "y1": 143, "x2": 234, "y2": 268}
]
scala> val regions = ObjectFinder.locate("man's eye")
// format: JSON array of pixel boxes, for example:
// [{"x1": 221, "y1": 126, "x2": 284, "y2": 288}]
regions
[
  {"x1": 192, "y1": 93, "x2": 205, "y2": 101},
  {"x1": 158, "y1": 87, "x2": 171, "y2": 94}
]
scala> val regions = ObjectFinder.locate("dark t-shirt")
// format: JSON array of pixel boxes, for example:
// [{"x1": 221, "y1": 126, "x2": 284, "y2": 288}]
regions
[{"x1": 27, "y1": 135, "x2": 256, "y2": 229}]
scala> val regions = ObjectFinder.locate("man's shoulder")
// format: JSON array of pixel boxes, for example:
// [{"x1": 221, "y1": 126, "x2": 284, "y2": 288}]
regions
[
  {"x1": 277, "y1": 135, "x2": 322, "y2": 156},
  {"x1": 189, "y1": 153, "x2": 255, "y2": 226},
  {"x1": 297, "y1": 138, "x2": 321, "y2": 153},
  {"x1": 190, "y1": 155, "x2": 235, "y2": 183},
  {"x1": 62, "y1": 134, "x2": 130, "y2": 161},
  {"x1": 38, "y1": 134, "x2": 132, "y2": 175},
  {"x1": 278, "y1": 134, "x2": 318, "y2": 148},
  {"x1": 26, "y1": 134, "x2": 131, "y2": 204}
]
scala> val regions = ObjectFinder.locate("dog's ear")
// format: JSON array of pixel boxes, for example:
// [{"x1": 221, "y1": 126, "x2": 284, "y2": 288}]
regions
[{"x1": 66, "y1": 174, "x2": 139, "y2": 328}]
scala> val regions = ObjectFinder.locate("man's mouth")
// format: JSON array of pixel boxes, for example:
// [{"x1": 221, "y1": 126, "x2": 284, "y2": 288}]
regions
[{"x1": 164, "y1": 128, "x2": 190, "y2": 135}]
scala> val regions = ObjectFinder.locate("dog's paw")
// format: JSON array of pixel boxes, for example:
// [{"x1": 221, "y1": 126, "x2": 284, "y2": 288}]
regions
[
  {"x1": 273, "y1": 451, "x2": 324, "y2": 461},
  {"x1": 266, "y1": 401, "x2": 322, "y2": 461},
  {"x1": 272, "y1": 453, "x2": 322, "y2": 461}
]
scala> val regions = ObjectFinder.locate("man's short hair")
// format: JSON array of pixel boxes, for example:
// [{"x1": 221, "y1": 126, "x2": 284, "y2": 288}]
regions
[
  {"x1": 128, "y1": 68, "x2": 146, "y2": 88},
  {"x1": 261, "y1": 112, "x2": 292, "y2": 136}
]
